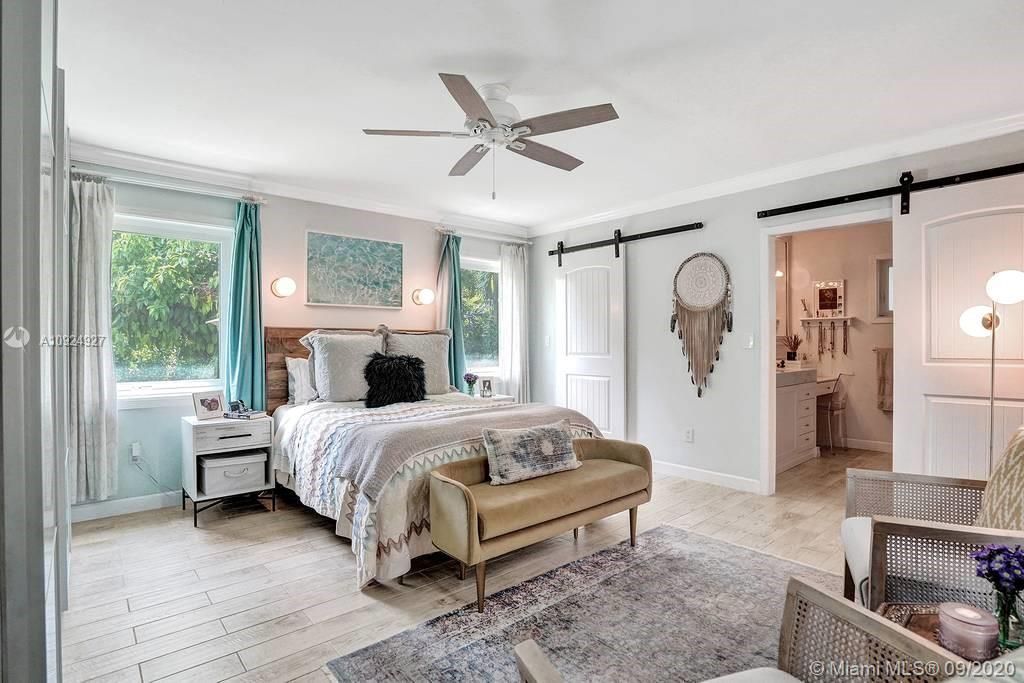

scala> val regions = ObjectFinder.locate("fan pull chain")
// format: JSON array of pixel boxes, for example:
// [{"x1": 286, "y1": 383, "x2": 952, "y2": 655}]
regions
[{"x1": 491, "y1": 141, "x2": 497, "y2": 200}]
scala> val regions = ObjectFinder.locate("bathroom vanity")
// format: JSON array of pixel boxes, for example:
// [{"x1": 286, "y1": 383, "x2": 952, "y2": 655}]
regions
[{"x1": 776, "y1": 368, "x2": 818, "y2": 473}]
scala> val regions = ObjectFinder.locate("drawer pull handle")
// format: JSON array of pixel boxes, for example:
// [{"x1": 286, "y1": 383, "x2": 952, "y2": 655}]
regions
[
  {"x1": 218, "y1": 434, "x2": 252, "y2": 440},
  {"x1": 223, "y1": 468, "x2": 250, "y2": 478}
]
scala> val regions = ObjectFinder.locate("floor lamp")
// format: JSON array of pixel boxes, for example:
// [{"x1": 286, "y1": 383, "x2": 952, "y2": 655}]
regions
[{"x1": 959, "y1": 269, "x2": 1024, "y2": 463}]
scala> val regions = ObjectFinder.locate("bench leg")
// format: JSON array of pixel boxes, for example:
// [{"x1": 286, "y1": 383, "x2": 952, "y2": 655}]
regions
[
  {"x1": 476, "y1": 561, "x2": 487, "y2": 613},
  {"x1": 629, "y1": 507, "x2": 638, "y2": 547},
  {"x1": 458, "y1": 562, "x2": 467, "y2": 581},
  {"x1": 843, "y1": 560, "x2": 855, "y2": 601},
  {"x1": 573, "y1": 527, "x2": 578, "y2": 541}
]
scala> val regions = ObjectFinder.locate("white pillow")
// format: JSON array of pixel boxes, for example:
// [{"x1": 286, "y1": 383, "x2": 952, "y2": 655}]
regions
[
  {"x1": 305, "y1": 333, "x2": 382, "y2": 402},
  {"x1": 385, "y1": 330, "x2": 452, "y2": 395},
  {"x1": 285, "y1": 356, "x2": 316, "y2": 404},
  {"x1": 299, "y1": 328, "x2": 383, "y2": 399}
]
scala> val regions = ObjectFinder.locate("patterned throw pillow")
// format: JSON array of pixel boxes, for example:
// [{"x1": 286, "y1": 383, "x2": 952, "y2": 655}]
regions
[
  {"x1": 363, "y1": 352, "x2": 426, "y2": 408},
  {"x1": 976, "y1": 427, "x2": 1024, "y2": 530},
  {"x1": 482, "y1": 419, "x2": 580, "y2": 486}
]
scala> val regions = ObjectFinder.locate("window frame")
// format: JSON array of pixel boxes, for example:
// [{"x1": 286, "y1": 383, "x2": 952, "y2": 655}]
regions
[
  {"x1": 112, "y1": 213, "x2": 233, "y2": 407},
  {"x1": 459, "y1": 256, "x2": 501, "y2": 375}
]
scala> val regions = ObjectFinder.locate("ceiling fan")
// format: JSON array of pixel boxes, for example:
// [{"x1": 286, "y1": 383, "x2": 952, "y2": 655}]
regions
[{"x1": 363, "y1": 73, "x2": 618, "y2": 181}]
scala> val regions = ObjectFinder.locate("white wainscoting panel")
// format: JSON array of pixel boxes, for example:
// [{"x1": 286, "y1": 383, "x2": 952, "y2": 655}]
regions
[
  {"x1": 565, "y1": 266, "x2": 610, "y2": 357},
  {"x1": 924, "y1": 395, "x2": 1024, "y2": 479},
  {"x1": 566, "y1": 374, "x2": 611, "y2": 433},
  {"x1": 927, "y1": 209, "x2": 1024, "y2": 362}
]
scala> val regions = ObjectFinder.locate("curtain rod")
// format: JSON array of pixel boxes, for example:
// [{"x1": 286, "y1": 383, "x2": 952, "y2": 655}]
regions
[
  {"x1": 435, "y1": 225, "x2": 532, "y2": 245},
  {"x1": 69, "y1": 165, "x2": 267, "y2": 204},
  {"x1": 756, "y1": 161, "x2": 1024, "y2": 219}
]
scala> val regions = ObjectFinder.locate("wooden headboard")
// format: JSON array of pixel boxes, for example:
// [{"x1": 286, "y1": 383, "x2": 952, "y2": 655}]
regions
[{"x1": 263, "y1": 325, "x2": 430, "y2": 415}]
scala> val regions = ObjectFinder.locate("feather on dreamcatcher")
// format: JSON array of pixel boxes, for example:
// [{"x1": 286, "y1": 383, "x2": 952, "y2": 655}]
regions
[{"x1": 669, "y1": 252, "x2": 733, "y2": 397}]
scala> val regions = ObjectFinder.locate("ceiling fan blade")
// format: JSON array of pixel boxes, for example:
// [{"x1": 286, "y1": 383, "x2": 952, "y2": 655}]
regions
[
  {"x1": 363, "y1": 129, "x2": 465, "y2": 137},
  {"x1": 507, "y1": 139, "x2": 582, "y2": 171},
  {"x1": 449, "y1": 144, "x2": 490, "y2": 176},
  {"x1": 438, "y1": 73, "x2": 496, "y2": 127},
  {"x1": 513, "y1": 103, "x2": 618, "y2": 137}
]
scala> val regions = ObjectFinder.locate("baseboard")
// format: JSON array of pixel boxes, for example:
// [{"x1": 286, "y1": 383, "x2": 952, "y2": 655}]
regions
[
  {"x1": 653, "y1": 460, "x2": 761, "y2": 493},
  {"x1": 71, "y1": 490, "x2": 180, "y2": 522},
  {"x1": 844, "y1": 438, "x2": 893, "y2": 454}
]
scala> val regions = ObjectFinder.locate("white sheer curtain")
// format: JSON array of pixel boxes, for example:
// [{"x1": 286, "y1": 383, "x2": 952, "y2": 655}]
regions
[
  {"x1": 499, "y1": 243, "x2": 530, "y2": 402},
  {"x1": 69, "y1": 176, "x2": 118, "y2": 502}
]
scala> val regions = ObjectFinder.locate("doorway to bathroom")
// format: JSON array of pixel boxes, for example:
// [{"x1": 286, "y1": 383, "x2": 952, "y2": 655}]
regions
[{"x1": 759, "y1": 208, "x2": 895, "y2": 495}]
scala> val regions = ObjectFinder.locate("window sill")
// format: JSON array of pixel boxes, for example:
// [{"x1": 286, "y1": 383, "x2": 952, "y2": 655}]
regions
[{"x1": 117, "y1": 381, "x2": 223, "y2": 411}]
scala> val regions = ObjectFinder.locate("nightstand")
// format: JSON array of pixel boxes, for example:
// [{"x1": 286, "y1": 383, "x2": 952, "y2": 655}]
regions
[{"x1": 181, "y1": 415, "x2": 275, "y2": 527}]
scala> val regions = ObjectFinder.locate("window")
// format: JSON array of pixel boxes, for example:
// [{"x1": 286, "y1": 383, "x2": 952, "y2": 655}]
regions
[
  {"x1": 111, "y1": 215, "x2": 232, "y2": 396},
  {"x1": 460, "y1": 258, "x2": 500, "y2": 371},
  {"x1": 873, "y1": 255, "x2": 894, "y2": 322}
]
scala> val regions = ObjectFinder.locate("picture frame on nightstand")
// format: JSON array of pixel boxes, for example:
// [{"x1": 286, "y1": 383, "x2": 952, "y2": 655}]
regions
[{"x1": 192, "y1": 390, "x2": 226, "y2": 420}]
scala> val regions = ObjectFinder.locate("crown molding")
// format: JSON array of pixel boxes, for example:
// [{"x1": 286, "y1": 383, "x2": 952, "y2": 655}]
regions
[
  {"x1": 69, "y1": 142, "x2": 529, "y2": 239},
  {"x1": 527, "y1": 112, "x2": 1024, "y2": 237}
]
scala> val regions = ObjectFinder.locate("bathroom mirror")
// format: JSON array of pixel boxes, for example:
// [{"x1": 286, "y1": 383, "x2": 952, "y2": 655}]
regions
[
  {"x1": 775, "y1": 237, "x2": 790, "y2": 335},
  {"x1": 873, "y1": 256, "x2": 894, "y2": 322}
]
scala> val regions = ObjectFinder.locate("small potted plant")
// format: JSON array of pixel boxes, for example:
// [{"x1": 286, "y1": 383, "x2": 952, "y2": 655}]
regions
[
  {"x1": 971, "y1": 544, "x2": 1024, "y2": 648},
  {"x1": 781, "y1": 334, "x2": 803, "y2": 361},
  {"x1": 463, "y1": 372, "x2": 479, "y2": 396}
]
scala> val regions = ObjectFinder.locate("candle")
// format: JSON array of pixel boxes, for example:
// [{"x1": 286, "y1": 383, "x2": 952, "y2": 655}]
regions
[{"x1": 937, "y1": 602, "x2": 999, "y2": 661}]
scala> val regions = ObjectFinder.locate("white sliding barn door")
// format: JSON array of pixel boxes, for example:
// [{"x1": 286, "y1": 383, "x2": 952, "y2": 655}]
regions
[
  {"x1": 893, "y1": 173, "x2": 1024, "y2": 477},
  {"x1": 555, "y1": 248, "x2": 626, "y2": 439}
]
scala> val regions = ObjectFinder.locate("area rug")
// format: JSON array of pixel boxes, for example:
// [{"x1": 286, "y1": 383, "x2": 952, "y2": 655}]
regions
[{"x1": 326, "y1": 525, "x2": 840, "y2": 682}]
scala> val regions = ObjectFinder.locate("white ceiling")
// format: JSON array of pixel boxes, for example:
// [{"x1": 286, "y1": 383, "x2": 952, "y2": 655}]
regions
[{"x1": 60, "y1": 1, "x2": 1024, "y2": 232}]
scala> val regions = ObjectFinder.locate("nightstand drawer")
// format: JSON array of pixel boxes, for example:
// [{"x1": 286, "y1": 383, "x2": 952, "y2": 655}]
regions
[
  {"x1": 193, "y1": 419, "x2": 271, "y2": 454},
  {"x1": 199, "y1": 452, "x2": 267, "y2": 496}
]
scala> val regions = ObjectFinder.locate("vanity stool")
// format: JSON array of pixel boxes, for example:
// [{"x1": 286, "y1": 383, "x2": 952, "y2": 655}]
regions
[{"x1": 817, "y1": 373, "x2": 847, "y2": 453}]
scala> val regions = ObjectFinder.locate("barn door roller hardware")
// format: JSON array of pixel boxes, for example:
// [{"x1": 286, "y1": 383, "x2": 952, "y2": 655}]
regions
[
  {"x1": 756, "y1": 161, "x2": 1024, "y2": 219},
  {"x1": 548, "y1": 221, "x2": 704, "y2": 266}
]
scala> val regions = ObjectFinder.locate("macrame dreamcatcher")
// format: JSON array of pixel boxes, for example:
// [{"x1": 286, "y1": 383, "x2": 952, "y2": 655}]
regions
[{"x1": 669, "y1": 252, "x2": 733, "y2": 397}]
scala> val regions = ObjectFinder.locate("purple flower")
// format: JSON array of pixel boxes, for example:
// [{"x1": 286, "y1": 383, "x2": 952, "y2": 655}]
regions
[
  {"x1": 973, "y1": 544, "x2": 1024, "y2": 594},
  {"x1": 463, "y1": 372, "x2": 478, "y2": 385}
]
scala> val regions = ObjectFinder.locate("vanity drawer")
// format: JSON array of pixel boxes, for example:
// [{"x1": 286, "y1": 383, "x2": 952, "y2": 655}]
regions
[
  {"x1": 797, "y1": 398, "x2": 816, "y2": 418},
  {"x1": 797, "y1": 385, "x2": 816, "y2": 401},
  {"x1": 193, "y1": 419, "x2": 272, "y2": 454},
  {"x1": 796, "y1": 431, "x2": 815, "y2": 452},
  {"x1": 797, "y1": 415, "x2": 815, "y2": 434}
]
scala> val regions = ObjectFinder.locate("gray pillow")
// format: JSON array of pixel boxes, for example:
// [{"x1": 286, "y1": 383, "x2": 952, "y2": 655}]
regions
[
  {"x1": 304, "y1": 333, "x2": 382, "y2": 402},
  {"x1": 384, "y1": 330, "x2": 452, "y2": 395},
  {"x1": 300, "y1": 328, "x2": 383, "y2": 399},
  {"x1": 482, "y1": 419, "x2": 580, "y2": 486}
]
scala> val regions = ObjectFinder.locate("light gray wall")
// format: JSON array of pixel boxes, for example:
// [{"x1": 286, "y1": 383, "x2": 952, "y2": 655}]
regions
[{"x1": 529, "y1": 131, "x2": 1024, "y2": 483}]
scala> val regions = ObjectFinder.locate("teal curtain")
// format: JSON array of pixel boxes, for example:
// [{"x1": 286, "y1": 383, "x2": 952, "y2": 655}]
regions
[
  {"x1": 439, "y1": 233, "x2": 467, "y2": 391},
  {"x1": 226, "y1": 201, "x2": 266, "y2": 409}
]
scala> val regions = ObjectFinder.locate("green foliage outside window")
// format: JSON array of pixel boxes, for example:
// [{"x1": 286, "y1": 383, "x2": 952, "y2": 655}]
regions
[
  {"x1": 461, "y1": 268, "x2": 499, "y2": 367},
  {"x1": 110, "y1": 231, "x2": 221, "y2": 382}
]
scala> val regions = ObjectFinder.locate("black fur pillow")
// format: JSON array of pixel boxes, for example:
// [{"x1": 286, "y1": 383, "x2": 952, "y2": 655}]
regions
[{"x1": 363, "y1": 352, "x2": 426, "y2": 408}]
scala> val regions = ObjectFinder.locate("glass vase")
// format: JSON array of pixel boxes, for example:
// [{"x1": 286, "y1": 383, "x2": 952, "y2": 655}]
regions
[
  {"x1": 995, "y1": 590, "x2": 1023, "y2": 650},
  {"x1": 467, "y1": 383, "x2": 476, "y2": 397}
]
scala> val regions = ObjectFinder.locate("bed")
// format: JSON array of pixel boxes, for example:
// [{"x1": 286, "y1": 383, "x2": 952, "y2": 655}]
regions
[{"x1": 265, "y1": 326, "x2": 600, "y2": 587}]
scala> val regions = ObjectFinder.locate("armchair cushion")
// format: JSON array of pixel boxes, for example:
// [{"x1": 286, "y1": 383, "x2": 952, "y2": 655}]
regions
[
  {"x1": 841, "y1": 516, "x2": 871, "y2": 606},
  {"x1": 704, "y1": 669, "x2": 799, "y2": 683},
  {"x1": 976, "y1": 427, "x2": 1024, "y2": 531}
]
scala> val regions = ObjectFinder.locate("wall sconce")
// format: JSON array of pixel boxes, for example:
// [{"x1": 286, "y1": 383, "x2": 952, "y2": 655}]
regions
[
  {"x1": 271, "y1": 277, "x2": 296, "y2": 298},
  {"x1": 411, "y1": 288, "x2": 435, "y2": 305}
]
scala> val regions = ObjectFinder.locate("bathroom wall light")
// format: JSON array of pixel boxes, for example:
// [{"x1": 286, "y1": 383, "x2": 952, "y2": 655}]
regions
[
  {"x1": 412, "y1": 288, "x2": 435, "y2": 305},
  {"x1": 271, "y1": 277, "x2": 297, "y2": 298}
]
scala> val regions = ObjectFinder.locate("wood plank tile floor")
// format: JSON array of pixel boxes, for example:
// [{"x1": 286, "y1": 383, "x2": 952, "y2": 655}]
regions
[{"x1": 65, "y1": 448, "x2": 891, "y2": 682}]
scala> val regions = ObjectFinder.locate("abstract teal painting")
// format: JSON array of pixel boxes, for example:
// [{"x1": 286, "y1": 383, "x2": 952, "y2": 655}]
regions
[{"x1": 306, "y1": 231, "x2": 403, "y2": 308}]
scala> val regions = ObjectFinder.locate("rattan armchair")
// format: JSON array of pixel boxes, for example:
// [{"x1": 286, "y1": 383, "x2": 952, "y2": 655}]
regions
[
  {"x1": 844, "y1": 468, "x2": 1024, "y2": 611},
  {"x1": 514, "y1": 578, "x2": 961, "y2": 682}
]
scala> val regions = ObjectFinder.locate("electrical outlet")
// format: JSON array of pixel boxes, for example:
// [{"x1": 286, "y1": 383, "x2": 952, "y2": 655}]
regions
[
  {"x1": 683, "y1": 428, "x2": 694, "y2": 443},
  {"x1": 130, "y1": 441, "x2": 142, "y2": 464}
]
